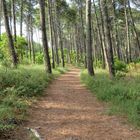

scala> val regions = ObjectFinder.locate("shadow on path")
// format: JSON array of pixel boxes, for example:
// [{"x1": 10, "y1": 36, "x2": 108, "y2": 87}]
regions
[{"x1": 26, "y1": 68, "x2": 140, "y2": 140}]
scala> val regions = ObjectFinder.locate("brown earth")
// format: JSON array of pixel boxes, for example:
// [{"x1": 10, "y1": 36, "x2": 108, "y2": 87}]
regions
[{"x1": 2, "y1": 68, "x2": 140, "y2": 140}]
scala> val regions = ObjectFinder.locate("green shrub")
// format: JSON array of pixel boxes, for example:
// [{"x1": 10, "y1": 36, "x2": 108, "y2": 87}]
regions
[
  {"x1": 115, "y1": 71, "x2": 126, "y2": 78},
  {"x1": 1, "y1": 58, "x2": 12, "y2": 69},
  {"x1": 36, "y1": 53, "x2": 44, "y2": 64},
  {"x1": 0, "y1": 65, "x2": 67, "y2": 131},
  {"x1": 94, "y1": 60, "x2": 102, "y2": 68},
  {"x1": 21, "y1": 58, "x2": 31, "y2": 65},
  {"x1": 114, "y1": 59, "x2": 128, "y2": 73}
]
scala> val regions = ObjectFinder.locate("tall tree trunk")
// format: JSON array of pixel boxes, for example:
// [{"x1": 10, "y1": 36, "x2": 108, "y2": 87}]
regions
[
  {"x1": 0, "y1": 0, "x2": 2, "y2": 41},
  {"x1": 56, "y1": 6, "x2": 65, "y2": 67},
  {"x1": 101, "y1": 0, "x2": 115, "y2": 78},
  {"x1": 59, "y1": 27, "x2": 65, "y2": 67},
  {"x1": 124, "y1": 0, "x2": 131, "y2": 63},
  {"x1": 39, "y1": 0, "x2": 52, "y2": 73},
  {"x1": 112, "y1": 0, "x2": 121, "y2": 60},
  {"x1": 128, "y1": 0, "x2": 140, "y2": 55},
  {"x1": 78, "y1": 0, "x2": 87, "y2": 68},
  {"x1": 9, "y1": 2, "x2": 12, "y2": 33},
  {"x1": 20, "y1": 0, "x2": 24, "y2": 36},
  {"x1": 2, "y1": 0, "x2": 18, "y2": 67},
  {"x1": 12, "y1": 0, "x2": 17, "y2": 42},
  {"x1": 53, "y1": 0, "x2": 59, "y2": 66},
  {"x1": 75, "y1": 25, "x2": 80, "y2": 64},
  {"x1": 93, "y1": 0, "x2": 106, "y2": 69},
  {"x1": 86, "y1": 0, "x2": 94, "y2": 76},
  {"x1": 99, "y1": 0, "x2": 108, "y2": 69},
  {"x1": 30, "y1": 24, "x2": 35, "y2": 63},
  {"x1": 26, "y1": 17, "x2": 32, "y2": 61},
  {"x1": 48, "y1": 0, "x2": 55, "y2": 68}
]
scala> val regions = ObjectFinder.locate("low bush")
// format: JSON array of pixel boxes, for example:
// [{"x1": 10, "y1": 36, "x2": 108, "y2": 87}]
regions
[
  {"x1": 114, "y1": 58, "x2": 128, "y2": 73},
  {"x1": 0, "y1": 65, "x2": 67, "y2": 131}
]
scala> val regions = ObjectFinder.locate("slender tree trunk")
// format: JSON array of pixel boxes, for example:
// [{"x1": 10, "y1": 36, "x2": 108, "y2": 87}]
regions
[
  {"x1": 101, "y1": 0, "x2": 115, "y2": 78},
  {"x1": 20, "y1": 0, "x2": 24, "y2": 36},
  {"x1": 48, "y1": 0, "x2": 55, "y2": 68},
  {"x1": 53, "y1": 0, "x2": 59, "y2": 65},
  {"x1": 30, "y1": 24, "x2": 35, "y2": 63},
  {"x1": 59, "y1": 27, "x2": 65, "y2": 67},
  {"x1": 99, "y1": 0, "x2": 108, "y2": 68},
  {"x1": 26, "y1": 18, "x2": 32, "y2": 61},
  {"x1": 78, "y1": 0, "x2": 87, "y2": 68},
  {"x1": 53, "y1": 23, "x2": 59, "y2": 65},
  {"x1": 124, "y1": 0, "x2": 131, "y2": 63},
  {"x1": 56, "y1": 6, "x2": 65, "y2": 67},
  {"x1": 128, "y1": 0, "x2": 140, "y2": 55},
  {"x1": 0, "y1": 0, "x2": 2, "y2": 41},
  {"x1": 12, "y1": 0, "x2": 17, "y2": 42},
  {"x1": 112, "y1": 0, "x2": 120, "y2": 60},
  {"x1": 75, "y1": 25, "x2": 80, "y2": 64},
  {"x1": 86, "y1": 0, "x2": 94, "y2": 76},
  {"x1": 9, "y1": 2, "x2": 12, "y2": 33},
  {"x1": 93, "y1": 0, "x2": 106, "y2": 69},
  {"x1": 39, "y1": 0, "x2": 52, "y2": 73},
  {"x1": 2, "y1": 0, "x2": 18, "y2": 67}
]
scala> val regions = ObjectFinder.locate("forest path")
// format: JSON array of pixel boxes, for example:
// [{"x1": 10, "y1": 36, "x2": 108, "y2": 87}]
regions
[{"x1": 26, "y1": 68, "x2": 140, "y2": 140}]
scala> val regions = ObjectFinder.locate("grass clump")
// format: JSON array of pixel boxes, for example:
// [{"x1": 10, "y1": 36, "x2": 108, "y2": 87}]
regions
[
  {"x1": 81, "y1": 68, "x2": 140, "y2": 127},
  {"x1": 0, "y1": 65, "x2": 67, "y2": 132}
]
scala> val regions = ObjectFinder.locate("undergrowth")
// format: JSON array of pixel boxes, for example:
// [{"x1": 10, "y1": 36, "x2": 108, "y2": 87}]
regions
[
  {"x1": 81, "y1": 67, "x2": 140, "y2": 127},
  {"x1": 0, "y1": 65, "x2": 67, "y2": 133}
]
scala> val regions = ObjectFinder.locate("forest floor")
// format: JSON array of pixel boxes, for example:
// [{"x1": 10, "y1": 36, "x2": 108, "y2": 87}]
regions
[{"x1": 5, "y1": 68, "x2": 140, "y2": 140}]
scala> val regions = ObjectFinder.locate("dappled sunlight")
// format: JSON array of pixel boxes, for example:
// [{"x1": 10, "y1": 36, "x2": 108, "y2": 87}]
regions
[
  {"x1": 26, "y1": 68, "x2": 140, "y2": 140},
  {"x1": 40, "y1": 101, "x2": 90, "y2": 110}
]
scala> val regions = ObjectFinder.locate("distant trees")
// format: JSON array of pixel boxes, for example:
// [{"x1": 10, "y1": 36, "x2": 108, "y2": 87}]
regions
[{"x1": 0, "y1": 0, "x2": 140, "y2": 77}]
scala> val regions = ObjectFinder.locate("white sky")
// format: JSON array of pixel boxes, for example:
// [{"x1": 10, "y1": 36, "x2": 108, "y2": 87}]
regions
[
  {"x1": 1, "y1": 0, "x2": 139, "y2": 44},
  {"x1": 1, "y1": 23, "x2": 42, "y2": 44}
]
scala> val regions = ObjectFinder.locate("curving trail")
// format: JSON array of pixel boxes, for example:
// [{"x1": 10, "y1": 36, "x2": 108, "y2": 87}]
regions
[{"x1": 26, "y1": 68, "x2": 140, "y2": 140}]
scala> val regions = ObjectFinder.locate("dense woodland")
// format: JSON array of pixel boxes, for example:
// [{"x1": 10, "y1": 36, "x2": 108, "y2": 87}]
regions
[
  {"x1": 0, "y1": 0, "x2": 140, "y2": 76},
  {"x1": 0, "y1": 0, "x2": 140, "y2": 138}
]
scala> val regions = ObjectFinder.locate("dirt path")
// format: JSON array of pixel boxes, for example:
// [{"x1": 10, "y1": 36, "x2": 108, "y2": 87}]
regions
[{"x1": 26, "y1": 68, "x2": 140, "y2": 140}]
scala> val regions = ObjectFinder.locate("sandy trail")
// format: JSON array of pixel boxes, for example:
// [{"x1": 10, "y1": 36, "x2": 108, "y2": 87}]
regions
[{"x1": 26, "y1": 68, "x2": 140, "y2": 140}]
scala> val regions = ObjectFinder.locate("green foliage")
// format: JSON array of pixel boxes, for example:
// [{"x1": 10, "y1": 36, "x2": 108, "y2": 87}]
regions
[
  {"x1": 0, "y1": 33, "x2": 9, "y2": 60},
  {"x1": 0, "y1": 33, "x2": 28, "y2": 64},
  {"x1": 0, "y1": 65, "x2": 67, "y2": 131},
  {"x1": 0, "y1": 58, "x2": 12, "y2": 68},
  {"x1": 16, "y1": 36, "x2": 27, "y2": 61},
  {"x1": 81, "y1": 69, "x2": 140, "y2": 127},
  {"x1": 35, "y1": 53, "x2": 44, "y2": 64},
  {"x1": 20, "y1": 58, "x2": 31, "y2": 65},
  {"x1": 94, "y1": 60, "x2": 103, "y2": 68},
  {"x1": 69, "y1": 50, "x2": 77, "y2": 64},
  {"x1": 114, "y1": 58, "x2": 128, "y2": 72}
]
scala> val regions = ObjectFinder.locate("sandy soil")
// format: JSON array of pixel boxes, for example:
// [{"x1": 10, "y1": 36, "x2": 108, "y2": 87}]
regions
[{"x1": 23, "y1": 68, "x2": 140, "y2": 140}]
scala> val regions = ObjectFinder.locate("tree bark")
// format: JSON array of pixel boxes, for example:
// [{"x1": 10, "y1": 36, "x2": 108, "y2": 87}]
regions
[
  {"x1": 48, "y1": 0, "x2": 55, "y2": 68},
  {"x1": 39, "y1": 0, "x2": 52, "y2": 73},
  {"x1": 128, "y1": 0, "x2": 140, "y2": 56},
  {"x1": 86, "y1": 0, "x2": 94, "y2": 76},
  {"x1": 124, "y1": 0, "x2": 131, "y2": 63},
  {"x1": 101, "y1": 0, "x2": 115, "y2": 78},
  {"x1": 2, "y1": 0, "x2": 18, "y2": 67},
  {"x1": 12, "y1": 0, "x2": 17, "y2": 42},
  {"x1": 20, "y1": 0, "x2": 24, "y2": 36},
  {"x1": 93, "y1": 0, "x2": 106, "y2": 69}
]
